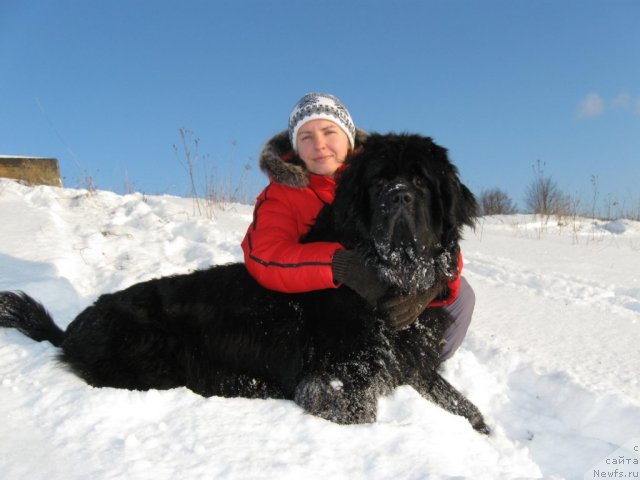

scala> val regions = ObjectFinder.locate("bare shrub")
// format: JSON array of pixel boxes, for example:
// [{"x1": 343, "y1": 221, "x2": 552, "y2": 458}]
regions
[
  {"x1": 123, "y1": 170, "x2": 136, "y2": 195},
  {"x1": 478, "y1": 188, "x2": 517, "y2": 215},
  {"x1": 524, "y1": 160, "x2": 568, "y2": 216},
  {"x1": 78, "y1": 174, "x2": 97, "y2": 195},
  {"x1": 174, "y1": 128, "x2": 205, "y2": 216},
  {"x1": 173, "y1": 128, "x2": 253, "y2": 218}
]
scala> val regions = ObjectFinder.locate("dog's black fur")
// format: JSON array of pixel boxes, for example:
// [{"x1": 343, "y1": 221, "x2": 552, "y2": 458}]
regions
[{"x1": 0, "y1": 133, "x2": 488, "y2": 432}]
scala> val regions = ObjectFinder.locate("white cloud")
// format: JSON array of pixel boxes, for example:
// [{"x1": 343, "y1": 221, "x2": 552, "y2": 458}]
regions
[
  {"x1": 577, "y1": 93, "x2": 605, "y2": 118},
  {"x1": 611, "y1": 91, "x2": 640, "y2": 116},
  {"x1": 611, "y1": 91, "x2": 633, "y2": 110},
  {"x1": 576, "y1": 91, "x2": 640, "y2": 118}
]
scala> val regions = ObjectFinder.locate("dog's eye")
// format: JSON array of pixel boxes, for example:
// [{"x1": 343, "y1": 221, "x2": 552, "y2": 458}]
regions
[
  {"x1": 413, "y1": 177, "x2": 426, "y2": 188},
  {"x1": 373, "y1": 178, "x2": 386, "y2": 189}
]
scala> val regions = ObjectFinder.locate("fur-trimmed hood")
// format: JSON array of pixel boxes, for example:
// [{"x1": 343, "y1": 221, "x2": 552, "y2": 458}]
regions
[{"x1": 258, "y1": 129, "x2": 368, "y2": 188}]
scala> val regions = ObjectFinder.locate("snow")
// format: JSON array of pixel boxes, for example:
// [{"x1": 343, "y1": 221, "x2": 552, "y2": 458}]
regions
[{"x1": 1, "y1": 178, "x2": 639, "y2": 480}]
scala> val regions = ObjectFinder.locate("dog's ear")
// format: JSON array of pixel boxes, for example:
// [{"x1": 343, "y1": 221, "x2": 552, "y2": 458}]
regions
[
  {"x1": 301, "y1": 151, "x2": 370, "y2": 246},
  {"x1": 429, "y1": 144, "x2": 479, "y2": 245},
  {"x1": 328, "y1": 152, "x2": 372, "y2": 248},
  {"x1": 443, "y1": 177, "x2": 478, "y2": 243},
  {"x1": 301, "y1": 203, "x2": 332, "y2": 243},
  {"x1": 458, "y1": 182, "x2": 479, "y2": 228}
]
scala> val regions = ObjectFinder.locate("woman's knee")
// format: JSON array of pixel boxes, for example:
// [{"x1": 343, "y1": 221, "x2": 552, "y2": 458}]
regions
[{"x1": 448, "y1": 276, "x2": 475, "y2": 320}]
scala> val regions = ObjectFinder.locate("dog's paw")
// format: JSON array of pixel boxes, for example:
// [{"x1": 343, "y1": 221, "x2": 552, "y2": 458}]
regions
[
  {"x1": 294, "y1": 373, "x2": 377, "y2": 424},
  {"x1": 471, "y1": 413, "x2": 491, "y2": 435}
]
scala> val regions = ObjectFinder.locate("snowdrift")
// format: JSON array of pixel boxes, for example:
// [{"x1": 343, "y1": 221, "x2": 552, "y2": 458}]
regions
[{"x1": 1, "y1": 179, "x2": 638, "y2": 479}]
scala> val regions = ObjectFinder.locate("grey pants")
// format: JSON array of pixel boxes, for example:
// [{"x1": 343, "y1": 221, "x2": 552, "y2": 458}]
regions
[{"x1": 440, "y1": 276, "x2": 475, "y2": 362}]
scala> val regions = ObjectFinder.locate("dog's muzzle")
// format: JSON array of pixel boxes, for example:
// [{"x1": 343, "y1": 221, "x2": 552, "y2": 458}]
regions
[{"x1": 370, "y1": 182, "x2": 423, "y2": 262}]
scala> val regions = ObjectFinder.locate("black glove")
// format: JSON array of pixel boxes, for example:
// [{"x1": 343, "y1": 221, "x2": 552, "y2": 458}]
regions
[
  {"x1": 380, "y1": 290, "x2": 438, "y2": 330},
  {"x1": 332, "y1": 250, "x2": 387, "y2": 306}
]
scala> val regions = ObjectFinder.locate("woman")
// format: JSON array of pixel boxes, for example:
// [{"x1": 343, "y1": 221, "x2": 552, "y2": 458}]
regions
[{"x1": 241, "y1": 93, "x2": 473, "y2": 361}]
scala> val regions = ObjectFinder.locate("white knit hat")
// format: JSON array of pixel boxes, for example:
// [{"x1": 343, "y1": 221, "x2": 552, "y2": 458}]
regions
[{"x1": 288, "y1": 93, "x2": 356, "y2": 151}]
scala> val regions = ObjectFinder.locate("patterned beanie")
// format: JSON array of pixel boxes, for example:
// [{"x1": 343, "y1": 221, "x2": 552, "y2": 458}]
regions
[{"x1": 288, "y1": 93, "x2": 356, "y2": 152}]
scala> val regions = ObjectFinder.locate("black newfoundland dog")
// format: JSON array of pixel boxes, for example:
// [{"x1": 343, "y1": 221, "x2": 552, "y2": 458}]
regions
[{"x1": 0, "y1": 133, "x2": 488, "y2": 433}]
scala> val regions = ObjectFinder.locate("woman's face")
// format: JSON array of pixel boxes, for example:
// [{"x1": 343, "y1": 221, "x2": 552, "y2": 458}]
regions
[{"x1": 296, "y1": 119, "x2": 350, "y2": 177}]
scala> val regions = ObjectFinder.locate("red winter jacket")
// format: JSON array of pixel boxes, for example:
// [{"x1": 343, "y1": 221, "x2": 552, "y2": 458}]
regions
[{"x1": 241, "y1": 130, "x2": 462, "y2": 306}]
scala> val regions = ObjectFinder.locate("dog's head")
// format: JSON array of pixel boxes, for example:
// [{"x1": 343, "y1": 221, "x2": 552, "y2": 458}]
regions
[{"x1": 312, "y1": 133, "x2": 478, "y2": 292}]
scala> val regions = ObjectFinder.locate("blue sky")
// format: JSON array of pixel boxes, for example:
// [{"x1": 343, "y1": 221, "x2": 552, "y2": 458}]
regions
[{"x1": 2, "y1": 0, "x2": 639, "y2": 213}]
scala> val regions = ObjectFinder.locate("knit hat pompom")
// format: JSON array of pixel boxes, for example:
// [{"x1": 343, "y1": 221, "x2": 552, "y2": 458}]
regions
[{"x1": 288, "y1": 93, "x2": 356, "y2": 152}]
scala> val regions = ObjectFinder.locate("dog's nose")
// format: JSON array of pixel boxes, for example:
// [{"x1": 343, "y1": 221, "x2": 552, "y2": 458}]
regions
[{"x1": 392, "y1": 189, "x2": 414, "y2": 206}]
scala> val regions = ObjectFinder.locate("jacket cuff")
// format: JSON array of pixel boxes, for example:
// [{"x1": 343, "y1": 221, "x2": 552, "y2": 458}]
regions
[{"x1": 331, "y1": 249, "x2": 352, "y2": 284}]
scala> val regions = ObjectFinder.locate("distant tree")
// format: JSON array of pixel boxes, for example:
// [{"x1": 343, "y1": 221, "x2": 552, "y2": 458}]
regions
[
  {"x1": 478, "y1": 188, "x2": 517, "y2": 215},
  {"x1": 524, "y1": 160, "x2": 569, "y2": 215}
]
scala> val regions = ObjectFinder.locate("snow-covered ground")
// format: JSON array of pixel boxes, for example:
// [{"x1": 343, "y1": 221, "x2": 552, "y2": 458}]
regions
[{"x1": 1, "y1": 179, "x2": 638, "y2": 479}]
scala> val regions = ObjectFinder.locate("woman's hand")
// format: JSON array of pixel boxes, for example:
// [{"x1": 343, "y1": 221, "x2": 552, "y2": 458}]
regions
[
  {"x1": 379, "y1": 290, "x2": 439, "y2": 330},
  {"x1": 332, "y1": 250, "x2": 387, "y2": 306}
]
